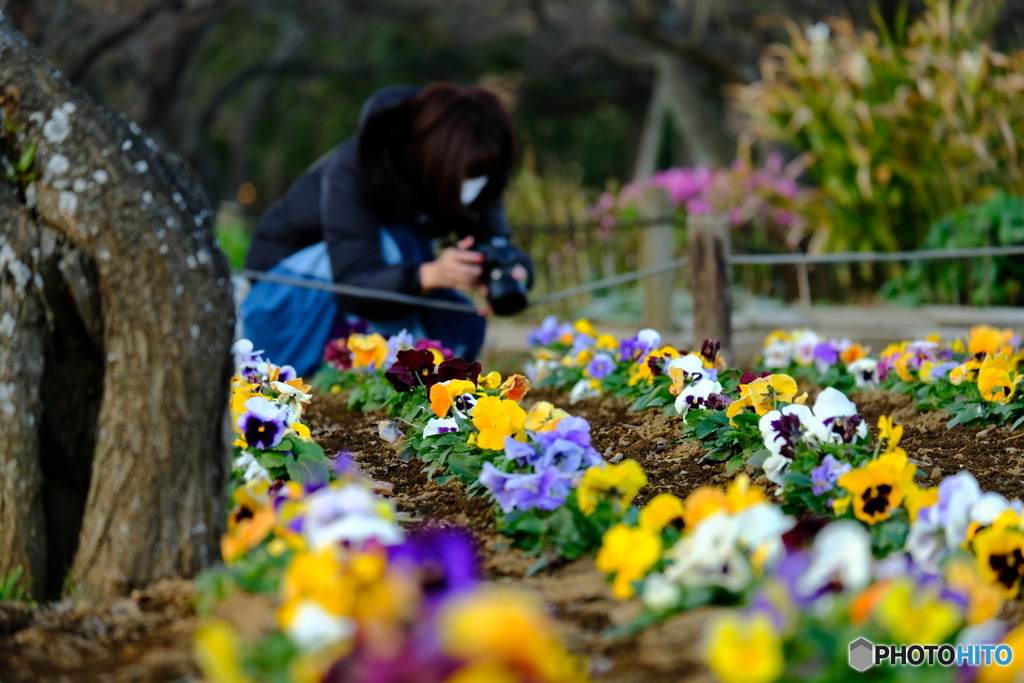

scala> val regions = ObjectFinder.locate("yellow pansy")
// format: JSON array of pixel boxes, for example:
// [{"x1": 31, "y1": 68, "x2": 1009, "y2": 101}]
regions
[
  {"x1": 278, "y1": 549, "x2": 355, "y2": 624},
  {"x1": 222, "y1": 481, "x2": 276, "y2": 563},
  {"x1": 972, "y1": 527, "x2": 1024, "y2": 599},
  {"x1": 725, "y1": 374, "x2": 804, "y2": 423},
  {"x1": 438, "y1": 588, "x2": 589, "y2": 683},
  {"x1": 596, "y1": 334, "x2": 619, "y2": 351},
  {"x1": 638, "y1": 493, "x2": 685, "y2": 533},
  {"x1": 194, "y1": 619, "x2": 257, "y2": 683},
  {"x1": 902, "y1": 485, "x2": 938, "y2": 524},
  {"x1": 523, "y1": 401, "x2": 568, "y2": 432},
  {"x1": 577, "y1": 460, "x2": 647, "y2": 515},
  {"x1": 574, "y1": 318, "x2": 597, "y2": 338},
  {"x1": 875, "y1": 578, "x2": 963, "y2": 644},
  {"x1": 836, "y1": 450, "x2": 917, "y2": 525},
  {"x1": 347, "y1": 333, "x2": 389, "y2": 369},
  {"x1": 471, "y1": 396, "x2": 526, "y2": 450},
  {"x1": 950, "y1": 359, "x2": 981, "y2": 386},
  {"x1": 683, "y1": 486, "x2": 729, "y2": 530},
  {"x1": 595, "y1": 524, "x2": 662, "y2": 599},
  {"x1": 444, "y1": 664, "x2": 519, "y2": 683},
  {"x1": 703, "y1": 611, "x2": 784, "y2": 683},
  {"x1": 978, "y1": 356, "x2": 1017, "y2": 403},
  {"x1": 877, "y1": 415, "x2": 903, "y2": 449},
  {"x1": 969, "y1": 325, "x2": 1007, "y2": 358},
  {"x1": 477, "y1": 371, "x2": 502, "y2": 390},
  {"x1": 977, "y1": 622, "x2": 1024, "y2": 683},
  {"x1": 724, "y1": 473, "x2": 768, "y2": 512},
  {"x1": 945, "y1": 556, "x2": 1005, "y2": 624},
  {"x1": 291, "y1": 422, "x2": 311, "y2": 439}
]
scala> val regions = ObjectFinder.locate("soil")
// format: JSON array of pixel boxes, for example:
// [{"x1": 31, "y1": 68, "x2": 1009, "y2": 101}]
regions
[{"x1": 4, "y1": 386, "x2": 1021, "y2": 683}]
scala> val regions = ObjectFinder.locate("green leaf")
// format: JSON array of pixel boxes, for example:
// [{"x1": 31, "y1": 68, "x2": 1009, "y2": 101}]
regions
[
  {"x1": 16, "y1": 144, "x2": 35, "y2": 172},
  {"x1": 285, "y1": 458, "x2": 329, "y2": 486},
  {"x1": 256, "y1": 451, "x2": 287, "y2": 468}
]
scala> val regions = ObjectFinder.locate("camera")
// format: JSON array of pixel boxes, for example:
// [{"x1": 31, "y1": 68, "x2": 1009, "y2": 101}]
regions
[{"x1": 475, "y1": 236, "x2": 529, "y2": 316}]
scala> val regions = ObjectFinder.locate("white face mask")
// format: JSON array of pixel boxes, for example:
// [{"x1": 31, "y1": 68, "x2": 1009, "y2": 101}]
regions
[{"x1": 460, "y1": 176, "x2": 488, "y2": 206}]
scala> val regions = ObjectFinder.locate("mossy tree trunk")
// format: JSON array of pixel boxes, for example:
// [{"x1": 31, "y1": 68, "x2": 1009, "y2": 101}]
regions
[{"x1": 0, "y1": 15, "x2": 234, "y2": 599}]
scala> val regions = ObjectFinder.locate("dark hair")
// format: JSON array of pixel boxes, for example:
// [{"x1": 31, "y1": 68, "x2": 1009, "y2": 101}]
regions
[
  {"x1": 357, "y1": 84, "x2": 515, "y2": 222},
  {"x1": 406, "y1": 84, "x2": 516, "y2": 216}
]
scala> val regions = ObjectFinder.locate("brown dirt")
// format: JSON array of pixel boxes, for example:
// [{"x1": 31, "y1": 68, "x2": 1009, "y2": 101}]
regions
[
  {"x1": 5, "y1": 386, "x2": 1021, "y2": 683},
  {"x1": 0, "y1": 580, "x2": 199, "y2": 683}
]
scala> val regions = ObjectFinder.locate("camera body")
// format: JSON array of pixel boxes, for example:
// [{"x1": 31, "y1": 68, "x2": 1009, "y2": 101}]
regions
[{"x1": 475, "y1": 236, "x2": 529, "y2": 316}]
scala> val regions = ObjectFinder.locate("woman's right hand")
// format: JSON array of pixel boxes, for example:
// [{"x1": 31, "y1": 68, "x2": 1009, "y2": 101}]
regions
[{"x1": 419, "y1": 236, "x2": 483, "y2": 292}]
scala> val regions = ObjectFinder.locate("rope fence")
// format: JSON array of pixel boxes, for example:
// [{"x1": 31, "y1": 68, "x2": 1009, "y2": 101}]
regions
[{"x1": 238, "y1": 243, "x2": 1024, "y2": 314}]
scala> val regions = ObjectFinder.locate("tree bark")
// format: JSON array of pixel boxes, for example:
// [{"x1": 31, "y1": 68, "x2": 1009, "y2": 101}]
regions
[{"x1": 0, "y1": 15, "x2": 234, "y2": 598}]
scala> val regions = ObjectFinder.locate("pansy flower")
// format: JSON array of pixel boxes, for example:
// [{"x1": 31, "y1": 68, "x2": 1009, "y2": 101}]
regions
[
  {"x1": 424, "y1": 417, "x2": 459, "y2": 438},
  {"x1": 523, "y1": 401, "x2": 568, "y2": 433},
  {"x1": 835, "y1": 450, "x2": 917, "y2": 524},
  {"x1": 478, "y1": 463, "x2": 567, "y2": 513},
  {"x1": 702, "y1": 611, "x2": 784, "y2": 683},
  {"x1": 847, "y1": 357, "x2": 880, "y2": 389},
  {"x1": 237, "y1": 396, "x2": 290, "y2": 450},
  {"x1": 595, "y1": 524, "x2": 661, "y2": 598},
  {"x1": 638, "y1": 493, "x2": 685, "y2": 533},
  {"x1": 978, "y1": 355, "x2": 1017, "y2": 403},
  {"x1": 584, "y1": 353, "x2": 616, "y2": 382},
  {"x1": 429, "y1": 379, "x2": 477, "y2": 417},
  {"x1": 577, "y1": 460, "x2": 647, "y2": 515},
  {"x1": 470, "y1": 396, "x2": 526, "y2": 450},
  {"x1": 973, "y1": 527, "x2": 1024, "y2": 599},
  {"x1": 323, "y1": 338, "x2": 353, "y2": 371},
  {"x1": 425, "y1": 358, "x2": 482, "y2": 391},
  {"x1": 498, "y1": 374, "x2": 531, "y2": 401},
  {"x1": 347, "y1": 333, "x2": 389, "y2": 370}
]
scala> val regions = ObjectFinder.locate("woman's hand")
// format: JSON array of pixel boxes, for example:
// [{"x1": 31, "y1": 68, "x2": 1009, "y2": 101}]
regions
[{"x1": 419, "y1": 236, "x2": 483, "y2": 293}]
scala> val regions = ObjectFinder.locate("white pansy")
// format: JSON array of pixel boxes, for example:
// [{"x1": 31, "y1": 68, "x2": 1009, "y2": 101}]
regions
[
  {"x1": 569, "y1": 378, "x2": 601, "y2": 404},
  {"x1": 763, "y1": 339, "x2": 795, "y2": 368},
  {"x1": 664, "y1": 513, "x2": 751, "y2": 592},
  {"x1": 847, "y1": 358, "x2": 880, "y2": 389},
  {"x1": 284, "y1": 600, "x2": 356, "y2": 652},
  {"x1": 675, "y1": 378, "x2": 723, "y2": 415},
  {"x1": 804, "y1": 387, "x2": 868, "y2": 445},
  {"x1": 637, "y1": 328, "x2": 661, "y2": 352},
  {"x1": 233, "y1": 451, "x2": 270, "y2": 483},
  {"x1": 796, "y1": 520, "x2": 872, "y2": 597},
  {"x1": 759, "y1": 404, "x2": 814, "y2": 456},
  {"x1": 641, "y1": 573, "x2": 681, "y2": 612},
  {"x1": 303, "y1": 484, "x2": 404, "y2": 549},
  {"x1": 424, "y1": 417, "x2": 459, "y2": 437},
  {"x1": 795, "y1": 330, "x2": 820, "y2": 366},
  {"x1": 761, "y1": 452, "x2": 792, "y2": 489}
]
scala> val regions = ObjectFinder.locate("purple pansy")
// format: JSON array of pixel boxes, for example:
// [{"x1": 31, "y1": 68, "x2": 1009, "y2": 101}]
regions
[
  {"x1": 527, "y1": 315, "x2": 561, "y2": 347},
  {"x1": 531, "y1": 416, "x2": 603, "y2": 468},
  {"x1": 478, "y1": 463, "x2": 568, "y2": 513},
  {"x1": 586, "y1": 353, "x2": 616, "y2": 381},
  {"x1": 237, "y1": 396, "x2": 289, "y2": 450},
  {"x1": 387, "y1": 527, "x2": 479, "y2": 604},
  {"x1": 809, "y1": 454, "x2": 853, "y2": 496},
  {"x1": 503, "y1": 436, "x2": 541, "y2": 467}
]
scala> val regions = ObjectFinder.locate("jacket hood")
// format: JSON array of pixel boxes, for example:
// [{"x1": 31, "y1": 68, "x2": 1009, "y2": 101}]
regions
[{"x1": 358, "y1": 85, "x2": 421, "y2": 129}]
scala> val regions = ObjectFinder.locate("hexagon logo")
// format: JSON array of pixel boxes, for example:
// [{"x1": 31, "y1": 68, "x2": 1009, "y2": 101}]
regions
[{"x1": 849, "y1": 637, "x2": 874, "y2": 672}]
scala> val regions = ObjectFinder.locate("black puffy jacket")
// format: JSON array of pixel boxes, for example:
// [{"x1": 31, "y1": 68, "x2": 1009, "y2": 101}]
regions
[{"x1": 244, "y1": 85, "x2": 530, "y2": 319}]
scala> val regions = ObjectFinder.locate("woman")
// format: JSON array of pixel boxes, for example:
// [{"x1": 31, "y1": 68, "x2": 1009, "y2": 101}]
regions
[{"x1": 242, "y1": 83, "x2": 533, "y2": 377}]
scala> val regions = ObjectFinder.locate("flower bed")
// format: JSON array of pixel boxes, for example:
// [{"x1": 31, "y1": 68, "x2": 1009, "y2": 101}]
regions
[{"x1": 525, "y1": 316, "x2": 1024, "y2": 682}]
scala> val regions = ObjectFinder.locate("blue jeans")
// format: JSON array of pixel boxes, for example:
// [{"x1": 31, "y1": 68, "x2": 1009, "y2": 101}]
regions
[{"x1": 240, "y1": 226, "x2": 485, "y2": 377}]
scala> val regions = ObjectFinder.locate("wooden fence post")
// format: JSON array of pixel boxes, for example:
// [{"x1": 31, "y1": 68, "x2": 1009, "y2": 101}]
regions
[
  {"x1": 640, "y1": 186, "x2": 675, "y2": 332},
  {"x1": 688, "y1": 213, "x2": 734, "y2": 364}
]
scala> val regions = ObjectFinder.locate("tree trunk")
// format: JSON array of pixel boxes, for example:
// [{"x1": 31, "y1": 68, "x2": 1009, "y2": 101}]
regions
[{"x1": 0, "y1": 16, "x2": 234, "y2": 599}]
